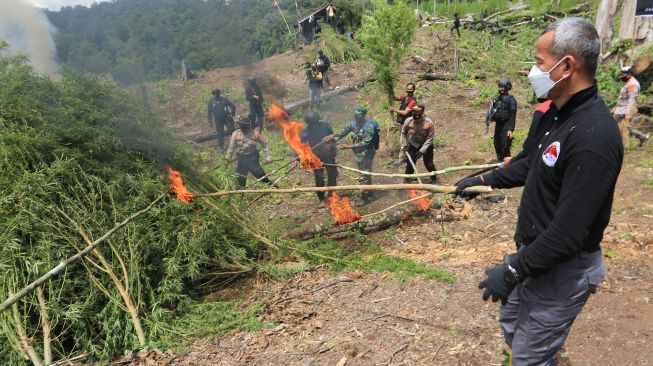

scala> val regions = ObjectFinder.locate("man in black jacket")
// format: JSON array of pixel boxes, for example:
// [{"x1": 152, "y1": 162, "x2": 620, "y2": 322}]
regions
[
  {"x1": 207, "y1": 88, "x2": 236, "y2": 149},
  {"x1": 491, "y1": 79, "x2": 517, "y2": 162},
  {"x1": 301, "y1": 111, "x2": 338, "y2": 208},
  {"x1": 245, "y1": 76, "x2": 265, "y2": 131},
  {"x1": 456, "y1": 18, "x2": 623, "y2": 365}
]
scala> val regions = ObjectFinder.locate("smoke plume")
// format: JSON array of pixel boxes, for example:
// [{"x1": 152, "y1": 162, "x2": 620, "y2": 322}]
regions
[{"x1": 0, "y1": 0, "x2": 59, "y2": 76}]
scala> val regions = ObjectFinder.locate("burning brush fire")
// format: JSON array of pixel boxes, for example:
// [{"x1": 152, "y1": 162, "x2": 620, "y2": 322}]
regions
[
  {"x1": 328, "y1": 193, "x2": 362, "y2": 225},
  {"x1": 408, "y1": 190, "x2": 432, "y2": 211},
  {"x1": 268, "y1": 103, "x2": 324, "y2": 170},
  {"x1": 165, "y1": 165, "x2": 194, "y2": 204}
]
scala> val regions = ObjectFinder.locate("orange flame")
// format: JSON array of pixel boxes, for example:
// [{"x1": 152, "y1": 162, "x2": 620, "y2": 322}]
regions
[
  {"x1": 408, "y1": 190, "x2": 432, "y2": 211},
  {"x1": 268, "y1": 103, "x2": 324, "y2": 170},
  {"x1": 165, "y1": 165, "x2": 194, "y2": 204},
  {"x1": 328, "y1": 193, "x2": 362, "y2": 225}
]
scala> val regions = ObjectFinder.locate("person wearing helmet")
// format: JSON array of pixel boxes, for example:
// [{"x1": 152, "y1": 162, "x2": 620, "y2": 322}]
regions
[
  {"x1": 490, "y1": 78, "x2": 518, "y2": 162},
  {"x1": 323, "y1": 105, "x2": 379, "y2": 202},
  {"x1": 226, "y1": 117, "x2": 275, "y2": 188},
  {"x1": 208, "y1": 88, "x2": 236, "y2": 149},
  {"x1": 400, "y1": 103, "x2": 438, "y2": 183},
  {"x1": 245, "y1": 77, "x2": 265, "y2": 131},
  {"x1": 300, "y1": 111, "x2": 338, "y2": 207},
  {"x1": 306, "y1": 65, "x2": 324, "y2": 110},
  {"x1": 451, "y1": 13, "x2": 461, "y2": 38},
  {"x1": 315, "y1": 50, "x2": 332, "y2": 88},
  {"x1": 612, "y1": 66, "x2": 648, "y2": 147}
]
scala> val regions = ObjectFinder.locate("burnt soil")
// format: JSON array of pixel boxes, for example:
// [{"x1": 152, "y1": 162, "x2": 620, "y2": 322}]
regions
[{"x1": 127, "y1": 29, "x2": 653, "y2": 366}]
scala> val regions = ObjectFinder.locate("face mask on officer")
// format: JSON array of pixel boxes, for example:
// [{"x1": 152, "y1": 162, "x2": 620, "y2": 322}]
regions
[
  {"x1": 406, "y1": 88, "x2": 415, "y2": 96},
  {"x1": 240, "y1": 122, "x2": 250, "y2": 132},
  {"x1": 527, "y1": 57, "x2": 568, "y2": 99},
  {"x1": 619, "y1": 73, "x2": 630, "y2": 82}
]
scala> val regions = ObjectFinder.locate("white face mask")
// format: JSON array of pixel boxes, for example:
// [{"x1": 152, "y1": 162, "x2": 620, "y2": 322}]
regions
[{"x1": 527, "y1": 58, "x2": 567, "y2": 99}]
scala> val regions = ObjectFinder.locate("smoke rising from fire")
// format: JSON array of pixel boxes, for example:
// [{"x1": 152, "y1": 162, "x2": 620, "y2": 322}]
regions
[{"x1": 0, "y1": 0, "x2": 59, "y2": 76}]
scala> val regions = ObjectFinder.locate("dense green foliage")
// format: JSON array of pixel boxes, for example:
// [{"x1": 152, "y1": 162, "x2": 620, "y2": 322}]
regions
[
  {"x1": 46, "y1": 0, "x2": 370, "y2": 83},
  {"x1": 358, "y1": 0, "x2": 416, "y2": 102},
  {"x1": 0, "y1": 43, "x2": 264, "y2": 364}
]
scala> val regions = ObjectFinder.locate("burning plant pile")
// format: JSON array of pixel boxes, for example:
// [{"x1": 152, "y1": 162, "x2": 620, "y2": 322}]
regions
[
  {"x1": 0, "y1": 50, "x2": 265, "y2": 365},
  {"x1": 268, "y1": 103, "x2": 324, "y2": 170}
]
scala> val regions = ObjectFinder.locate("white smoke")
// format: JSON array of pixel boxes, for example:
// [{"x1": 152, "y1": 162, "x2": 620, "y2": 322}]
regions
[{"x1": 0, "y1": 0, "x2": 59, "y2": 76}]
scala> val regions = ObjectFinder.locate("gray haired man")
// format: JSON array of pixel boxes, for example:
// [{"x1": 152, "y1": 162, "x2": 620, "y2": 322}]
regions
[{"x1": 456, "y1": 18, "x2": 623, "y2": 365}]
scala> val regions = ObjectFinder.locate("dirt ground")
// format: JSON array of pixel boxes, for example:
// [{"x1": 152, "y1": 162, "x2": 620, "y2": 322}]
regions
[{"x1": 133, "y1": 28, "x2": 653, "y2": 366}]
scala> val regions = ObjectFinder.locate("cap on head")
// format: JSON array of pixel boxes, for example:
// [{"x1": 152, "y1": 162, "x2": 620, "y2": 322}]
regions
[
  {"x1": 498, "y1": 78, "x2": 512, "y2": 90},
  {"x1": 355, "y1": 105, "x2": 368, "y2": 116},
  {"x1": 237, "y1": 116, "x2": 251, "y2": 127},
  {"x1": 211, "y1": 88, "x2": 221, "y2": 96},
  {"x1": 621, "y1": 66, "x2": 634, "y2": 75},
  {"x1": 411, "y1": 103, "x2": 425, "y2": 114}
]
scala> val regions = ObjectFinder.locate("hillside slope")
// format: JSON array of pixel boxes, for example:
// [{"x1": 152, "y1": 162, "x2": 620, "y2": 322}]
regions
[{"x1": 140, "y1": 24, "x2": 653, "y2": 365}]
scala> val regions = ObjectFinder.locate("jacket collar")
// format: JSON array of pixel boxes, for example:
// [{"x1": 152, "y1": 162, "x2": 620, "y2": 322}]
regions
[{"x1": 550, "y1": 83, "x2": 597, "y2": 119}]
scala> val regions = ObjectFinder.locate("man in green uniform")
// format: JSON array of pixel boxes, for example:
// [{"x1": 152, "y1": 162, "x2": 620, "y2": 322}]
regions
[{"x1": 323, "y1": 105, "x2": 379, "y2": 202}]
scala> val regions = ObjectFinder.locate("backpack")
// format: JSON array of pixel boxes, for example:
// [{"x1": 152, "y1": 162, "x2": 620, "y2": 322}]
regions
[
  {"x1": 363, "y1": 120, "x2": 381, "y2": 150},
  {"x1": 395, "y1": 96, "x2": 416, "y2": 124}
]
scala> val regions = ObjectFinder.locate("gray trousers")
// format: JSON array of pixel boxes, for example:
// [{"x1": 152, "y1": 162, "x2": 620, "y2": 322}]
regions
[{"x1": 499, "y1": 250, "x2": 605, "y2": 365}]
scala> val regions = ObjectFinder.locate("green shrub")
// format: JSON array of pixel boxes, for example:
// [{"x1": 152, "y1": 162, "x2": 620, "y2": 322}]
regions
[{"x1": 0, "y1": 44, "x2": 264, "y2": 364}]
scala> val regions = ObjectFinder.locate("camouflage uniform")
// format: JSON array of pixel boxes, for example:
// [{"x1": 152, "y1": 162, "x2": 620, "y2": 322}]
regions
[
  {"x1": 226, "y1": 128, "x2": 273, "y2": 187},
  {"x1": 334, "y1": 119, "x2": 376, "y2": 185}
]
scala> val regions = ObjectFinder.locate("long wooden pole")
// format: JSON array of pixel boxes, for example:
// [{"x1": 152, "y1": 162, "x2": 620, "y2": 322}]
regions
[
  {"x1": 194, "y1": 183, "x2": 490, "y2": 198},
  {"x1": 0, "y1": 191, "x2": 167, "y2": 315},
  {"x1": 324, "y1": 162, "x2": 499, "y2": 179}
]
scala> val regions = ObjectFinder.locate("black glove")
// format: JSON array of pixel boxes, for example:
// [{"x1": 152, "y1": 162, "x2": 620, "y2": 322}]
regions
[
  {"x1": 454, "y1": 176, "x2": 484, "y2": 196},
  {"x1": 478, "y1": 264, "x2": 515, "y2": 305},
  {"x1": 478, "y1": 253, "x2": 526, "y2": 305},
  {"x1": 413, "y1": 151, "x2": 423, "y2": 160}
]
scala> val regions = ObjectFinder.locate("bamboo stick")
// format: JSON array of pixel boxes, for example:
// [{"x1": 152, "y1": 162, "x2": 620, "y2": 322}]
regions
[
  {"x1": 194, "y1": 184, "x2": 491, "y2": 198},
  {"x1": 0, "y1": 191, "x2": 167, "y2": 315},
  {"x1": 36, "y1": 287, "x2": 52, "y2": 365},
  {"x1": 324, "y1": 162, "x2": 499, "y2": 179}
]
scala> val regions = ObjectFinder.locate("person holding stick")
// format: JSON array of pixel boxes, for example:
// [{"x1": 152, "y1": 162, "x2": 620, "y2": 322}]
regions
[
  {"x1": 456, "y1": 18, "x2": 623, "y2": 365},
  {"x1": 400, "y1": 103, "x2": 438, "y2": 184},
  {"x1": 301, "y1": 111, "x2": 338, "y2": 208},
  {"x1": 226, "y1": 117, "x2": 276, "y2": 188},
  {"x1": 323, "y1": 105, "x2": 379, "y2": 203}
]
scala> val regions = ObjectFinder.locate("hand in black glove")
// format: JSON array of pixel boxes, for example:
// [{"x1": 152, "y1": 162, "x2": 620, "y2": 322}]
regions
[
  {"x1": 478, "y1": 253, "x2": 526, "y2": 306},
  {"x1": 478, "y1": 264, "x2": 515, "y2": 305},
  {"x1": 454, "y1": 175, "x2": 484, "y2": 199},
  {"x1": 413, "y1": 151, "x2": 423, "y2": 161}
]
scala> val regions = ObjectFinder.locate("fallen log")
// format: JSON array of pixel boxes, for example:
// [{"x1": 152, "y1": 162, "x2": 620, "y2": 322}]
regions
[
  {"x1": 283, "y1": 85, "x2": 354, "y2": 112},
  {"x1": 190, "y1": 78, "x2": 376, "y2": 143},
  {"x1": 289, "y1": 200, "x2": 464, "y2": 240},
  {"x1": 638, "y1": 103, "x2": 653, "y2": 116},
  {"x1": 417, "y1": 73, "x2": 456, "y2": 81},
  {"x1": 194, "y1": 183, "x2": 492, "y2": 199}
]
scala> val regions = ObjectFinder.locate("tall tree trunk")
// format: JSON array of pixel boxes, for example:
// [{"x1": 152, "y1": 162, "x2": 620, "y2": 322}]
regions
[
  {"x1": 595, "y1": 0, "x2": 619, "y2": 53},
  {"x1": 620, "y1": 0, "x2": 653, "y2": 42}
]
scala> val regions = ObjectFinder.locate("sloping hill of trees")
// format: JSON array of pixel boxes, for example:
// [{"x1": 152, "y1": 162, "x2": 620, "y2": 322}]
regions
[{"x1": 46, "y1": 0, "x2": 369, "y2": 83}]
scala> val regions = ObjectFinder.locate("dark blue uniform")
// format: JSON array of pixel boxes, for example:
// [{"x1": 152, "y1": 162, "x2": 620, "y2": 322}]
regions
[{"x1": 301, "y1": 121, "x2": 338, "y2": 202}]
